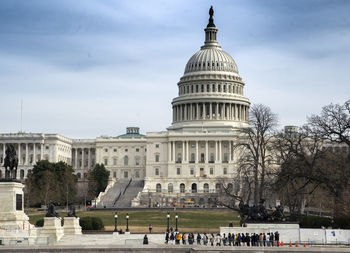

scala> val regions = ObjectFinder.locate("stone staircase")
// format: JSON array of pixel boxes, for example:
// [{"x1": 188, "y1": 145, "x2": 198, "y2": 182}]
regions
[
  {"x1": 115, "y1": 179, "x2": 144, "y2": 208},
  {"x1": 96, "y1": 178, "x2": 144, "y2": 208}
]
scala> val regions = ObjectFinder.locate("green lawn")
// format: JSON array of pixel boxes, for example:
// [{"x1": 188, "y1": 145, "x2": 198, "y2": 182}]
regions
[{"x1": 28, "y1": 209, "x2": 240, "y2": 232}]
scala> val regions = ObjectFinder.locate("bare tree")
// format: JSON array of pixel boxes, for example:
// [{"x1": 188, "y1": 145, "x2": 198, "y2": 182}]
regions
[{"x1": 235, "y1": 104, "x2": 278, "y2": 205}]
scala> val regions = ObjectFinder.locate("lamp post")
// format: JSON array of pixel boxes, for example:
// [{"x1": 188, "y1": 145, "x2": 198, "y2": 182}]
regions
[
  {"x1": 175, "y1": 213, "x2": 178, "y2": 232},
  {"x1": 114, "y1": 212, "x2": 118, "y2": 232},
  {"x1": 166, "y1": 212, "x2": 170, "y2": 233},
  {"x1": 126, "y1": 213, "x2": 129, "y2": 232}
]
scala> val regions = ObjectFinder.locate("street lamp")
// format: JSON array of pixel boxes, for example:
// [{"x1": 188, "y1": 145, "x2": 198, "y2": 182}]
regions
[
  {"x1": 126, "y1": 213, "x2": 129, "y2": 232},
  {"x1": 166, "y1": 212, "x2": 170, "y2": 233},
  {"x1": 175, "y1": 213, "x2": 178, "y2": 232},
  {"x1": 114, "y1": 212, "x2": 118, "y2": 232}
]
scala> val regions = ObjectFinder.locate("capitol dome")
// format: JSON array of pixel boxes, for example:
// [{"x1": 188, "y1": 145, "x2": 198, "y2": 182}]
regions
[{"x1": 184, "y1": 48, "x2": 238, "y2": 75}]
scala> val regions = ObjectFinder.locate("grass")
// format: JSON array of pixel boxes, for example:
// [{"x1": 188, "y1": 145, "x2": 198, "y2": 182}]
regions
[{"x1": 28, "y1": 209, "x2": 240, "y2": 233}]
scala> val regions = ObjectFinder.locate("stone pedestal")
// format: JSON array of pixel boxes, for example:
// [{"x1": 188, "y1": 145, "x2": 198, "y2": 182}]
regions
[
  {"x1": 0, "y1": 181, "x2": 30, "y2": 230},
  {"x1": 39, "y1": 217, "x2": 64, "y2": 244},
  {"x1": 63, "y1": 217, "x2": 82, "y2": 235}
]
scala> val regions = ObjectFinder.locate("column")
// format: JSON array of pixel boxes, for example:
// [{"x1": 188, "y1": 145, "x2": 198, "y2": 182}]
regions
[
  {"x1": 40, "y1": 143, "x2": 44, "y2": 160},
  {"x1": 18, "y1": 143, "x2": 21, "y2": 165},
  {"x1": 186, "y1": 141, "x2": 189, "y2": 162},
  {"x1": 2, "y1": 144, "x2": 5, "y2": 165},
  {"x1": 196, "y1": 103, "x2": 199, "y2": 120},
  {"x1": 223, "y1": 103, "x2": 226, "y2": 120},
  {"x1": 235, "y1": 104, "x2": 238, "y2": 120},
  {"x1": 184, "y1": 104, "x2": 187, "y2": 121},
  {"x1": 25, "y1": 143, "x2": 29, "y2": 165},
  {"x1": 33, "y1": 143, "x2": 36, "y2": 164},
  {"x1": 202, "y1": 103, "x2": 205, "y2": 119},
  {"x1": 242, "y1": 105, "x2": 245, "y2": 122},
  {"x1": 168, "y1": 142, "x2": 171, "y2": 162},
  {"x1": 172, "y1": 141, "x2": 175, "y2": 162},
  {"x1": 209, "y1": 102, "x2": 212, "y2": 119},
  {"x1": 88, "y1": 148, "x2": 91, "y2": 169},
  {"x1": 75, "y1": 148, "x2": 78, "y2": 169},
  {"x1": 215, "y1": 141, "x2": 218, "y2": 162},
  {"x1": 219, "y1": 141, "x2": 222, "y2": 163},
  {"x1": 195, "y1": 141, "x2": 198, "y2": 163},
  {"x1": 205, "y1": 141, "x2": 208, "y2": 163},
  {"x1": 182, "y1": 141, "x2": 185, "y2": 162},
  {"x1": 216, "y1": 103, "x2": 219, "y2": 119},
  {"x1": 229, "y1": 141, "x2": 232, "y2": 162},
  {"x1": 82, "y1": 148, "x2": 85, "y2": 168},
  {"x1": 228, "y1": 103, "x2": 231, "y2": 120}
]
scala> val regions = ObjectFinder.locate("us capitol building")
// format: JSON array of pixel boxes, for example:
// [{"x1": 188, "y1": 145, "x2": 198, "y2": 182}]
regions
[{"x1": 0, "y1": 8, "x2": 251, "y2": 207}]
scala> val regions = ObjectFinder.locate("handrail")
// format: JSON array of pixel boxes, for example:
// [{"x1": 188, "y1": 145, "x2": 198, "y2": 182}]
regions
[
  {"x1": 123, "y1": 178, "x2": 132, "y2": 195},
  {"x1": 113, "y1": 192, "x2": 122, "y2": 207}
]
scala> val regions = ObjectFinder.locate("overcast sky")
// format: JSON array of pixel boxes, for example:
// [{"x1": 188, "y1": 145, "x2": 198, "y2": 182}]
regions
[{"x1": 0, "y1": 0, "x2": 349, "y2": 138}]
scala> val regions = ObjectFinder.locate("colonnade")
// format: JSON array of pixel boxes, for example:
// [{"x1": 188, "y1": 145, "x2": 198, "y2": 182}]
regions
[
  {"x1": 167, "y1": 140, "x2": 233, "y2": 163},
  {"x1": 0, "y1": 142, "x2": 44, "y2": 166},
  {"x1": 173, "y1": 102, "x2": 249, "y2": 122},
  {"x1": 72, "y1": 147, "x2": 95, "y2": 170}
]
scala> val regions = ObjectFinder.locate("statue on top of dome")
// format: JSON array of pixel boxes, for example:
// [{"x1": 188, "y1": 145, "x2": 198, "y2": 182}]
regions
[{"x1": 207, "y1": 6, "x2": 215, "y2": 28}]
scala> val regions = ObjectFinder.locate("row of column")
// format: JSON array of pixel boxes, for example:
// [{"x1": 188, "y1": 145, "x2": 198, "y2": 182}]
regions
[
  {"x1": 72, "y1": 148, "x2": 94, "y2": 169},
  {"x1": 179, "y1": 83, "x2": 243, "y2": 95},
  {"x1": 173, "y1": 102, "x2": 248, "y2": 122},
  {"x1": 167, "y1": 140, "x2": 233, "y2": 163},
  {"x1": 0, "y1": 143, "x2": 44, "y2": 166}
]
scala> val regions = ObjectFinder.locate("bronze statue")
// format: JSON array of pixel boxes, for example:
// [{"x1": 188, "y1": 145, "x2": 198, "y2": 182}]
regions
[
  {"x1": 46, "y1": 202, "x2": 60, "y2": 218},
  {"x1": 67, "y1": 205, "x2": 76, "y2": 217},
  {"x1": 3, "y1": 144, "x2": 18, "y2": 180},
  {"x1": 207, "y1": 6, "x2": 215, "y2": 28}
]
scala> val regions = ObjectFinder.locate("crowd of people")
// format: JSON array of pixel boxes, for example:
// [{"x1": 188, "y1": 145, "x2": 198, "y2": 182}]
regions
[{"x1": 164, "y1": 230, "x2": 281, "y2": 247}]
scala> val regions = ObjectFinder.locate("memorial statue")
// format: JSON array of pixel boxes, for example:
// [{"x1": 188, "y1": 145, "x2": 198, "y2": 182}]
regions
[
  {"x1": 238, "y1": 200, "x2": 287, "y2": 222},
  {"x1": 67, "y1": 205, "x2": 76, "y2": 217},
  {"x1": 207, "y1": 6, "x2": 215, "y2": 28},
  {"x1": 3, "y1": 144, "x2": 18, "y2": 180},
  {"x1": 46, "y1": 202, "x2": 60, "y2": 218}
]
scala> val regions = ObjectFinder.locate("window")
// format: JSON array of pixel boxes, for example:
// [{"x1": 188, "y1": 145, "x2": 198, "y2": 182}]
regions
[
  {"x1": 113, "y1": 171, "x2": 117, "y2": 178},
  {"x1": 223, "y1": 167, "x2": 227, "y2": 175},
  {"x1": 210, "y1": 142, "x2": 214, "y2": 148},
  {"x1": 190, "y1": 153, "x2": 195, "y2": 162},
  {"x1": 77, "y1": 173, "x2": 81, "y2": 179},
  {"x1": 201, "y1": 84, "x2": 204, "y2": 92},
  {"x1": 156, "y1": 183, "x2": 161, "y2": 193},
  {"x1": 218, "y1": 84, "x2": 221, "y2": 92},
  {"x1": 196, "y1": 85, "x2": 199, "y2": 93},
  {"x1": 135, "y1": 171, "x2": 140, "y2": 178},
  {"x1": 168, "y1": 183, "x2": 173, "y2": 193},
  {"x1": 210, "y1": 168, "x2": 214, "y2": 175},
  {"x1": 212, "y1": 84, "x2": 215, "y2": 92},
  {"x1": 113, "y1": 148, "x2": 117, "y2": 152},
  {"x1": 180, "y1": 183, "x2": 185, "y2": 193},
  {"x1": 20, "y1": 169, "x2": 24, "y2": 179},
  {"x1": 191, "y1": 183, "x2": 197, "y2": 193},
  {"x1": 124, "y1": 156, "x2": 128, "y2": 166},
  {"x1": 113, "y1": 158, "x2": 117, "y2": 165},
  {"x1": 204, "y1": 183, "x2": 209, "y2": 193},
  {"x1": 104, "y1": 148, "x2": 108, "y2": 152},
  {"x1": 155, "y1": 154, "x2": 159, "y2": 162},
  {"x1": 207, "y1": 84, "x2": 210, "y2": 92},
  {"x1": 210, "y1": 153, "x2": 214, "y2": 162},
  {"x1": 136, "y1": 148, "x2": 139, "y2": 152},
  {"x1": 177, "y1": 168, "x2": 181, "y2": 175},
  {"x1": 177, "y1": 153, "x2": 182, "y2": 163},
  {"x1": 190, "y1": 168, "x2": 194, "y2": 175},
  {"x1": 124, "y1": 171, "x2": 128, "y2": 178},
  {"x1": 155, "y1": 168, "x2": 159, "y2": 176},
  {"x1": 104, "y1": 159, "x2": 108, "y2": 166},
  {"x1": 46, "y1": 146, "x2": 49, "y2": 150},
  {"x1": 155, "y1": 144, "x2": 159, "y2": 148},
  {"x1": 135, "y1": 157, "x2": 140, "y2": 166},
  {"x1": 223, "y1": 153, "x2": 228, "y2": 163},
  {"x1": 125, "y1": 149, "x2": 128, "y2": 152}
]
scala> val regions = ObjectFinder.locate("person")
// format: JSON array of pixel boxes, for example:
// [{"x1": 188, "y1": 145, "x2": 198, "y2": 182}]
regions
[
  {"x1": 228, "y1": 233, "x2": 232, "y2": 246},
  {"x1": 197, "y1": 233, "x2": 202, "y2": 245},
  {"x1": 170, "y1": 232, "x2": 175, "y2": 245},
  {"x1": 259, "y1": 233, "x2": 263, "y2": 247},
  {"x1": 210, "y1": 233, "x2": 214, "y2": 246},
  {"x1": 170, "y1": 226, "x2": 173, "y2": 233},
  {"x1": 263, "y1": 233, "x2": 266, "y2": 247},
  {"x1": 165, "y1": 232, "x2": 169, "y2": 244},
  {"x1": 182, "y1": 233, "x2": 186, "y2": 245},
  {"x1": 246, "y1": 233, "x2": 250, "y2": 247},
  {"x1": 176, "y1": 232, "x2": 181, "y2": 244},
  {"x1": 203, "y1": 233, "x2": 208, "y2": 246},
  {"x1": 189, "y1": 233, "x2": 194, "y2": 245},
  {"x1": 143, "y1": 234, "x2": 148, "y2": 245},
  {"x1": 215, "y1": 233, "x2": 221, "y2": 246},
  {"x1": 222, "y1": 233, "x2": 227, "y2": 246},
  {"x1": 241, "y1": 233, "x2": 246, "y2": 246},
  {"x1": 269, "y1": 232, "x2": 274, "y2": 246},
  {"x1": 275, "y1": 231, "x2": 279, "y2": 247},
  {"x1": 148, "y1": 224, "x2": 152, "y2": 233},
  {"x1": 266, "y1": 233, "x2": 270, "y2": 247},
  {"x1": 237, "y1": 233, "x2": 241, "y2": 246}
]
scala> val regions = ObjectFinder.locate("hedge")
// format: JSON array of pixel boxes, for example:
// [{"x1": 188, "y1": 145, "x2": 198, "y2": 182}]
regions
[
  {"x1": 299, "y1": 215, "x2": 350, "y2": 229},
  {"x1": 35, "y1": 218, "x2": 44, "y2": 227},
  {"x1": 79, "y1": 217, "x2": 104, "y2": 230}
]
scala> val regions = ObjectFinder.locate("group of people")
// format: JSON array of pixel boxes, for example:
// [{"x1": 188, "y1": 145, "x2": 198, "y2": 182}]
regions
[{"x1": 164, "y1": 231, "x2": 281, "y2": 247}]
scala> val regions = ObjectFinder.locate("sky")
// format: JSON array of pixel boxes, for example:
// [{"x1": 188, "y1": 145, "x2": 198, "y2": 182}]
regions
[{"x1": 0, "y1": 0, "x2": 349, "y2": 138}]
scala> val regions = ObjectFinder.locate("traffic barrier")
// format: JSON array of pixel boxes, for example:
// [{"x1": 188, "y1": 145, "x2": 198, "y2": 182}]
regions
[
  {"x1": 281, "y1": 241, "x2": 284, "y2": 247},
  {"x1": 295, "y1": 242, "x2": 299, "y2": 247},
  {"x1": 304, "y1": 242, "x2": 306, "y2": 247},
  {"x1": 289, "y1": 241, "x2": 292, "y2": 247}
]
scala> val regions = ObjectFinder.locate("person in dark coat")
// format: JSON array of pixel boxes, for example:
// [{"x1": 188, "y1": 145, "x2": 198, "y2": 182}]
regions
[
  {"x1": 165, "y1": 232, "x2": 169, "y2": 244},
  {"x1": 275, "y1": 231, "x2": 279, "y2": 247},
  {"x1": 143, "y1": 234, "x2": 149, "y2": 244}
]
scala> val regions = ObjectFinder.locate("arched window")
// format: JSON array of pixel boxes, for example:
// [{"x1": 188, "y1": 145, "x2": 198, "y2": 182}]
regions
[
  {"x1": 191, "y1": 183, "x2": 197, "y2": 193},
  {"x1": 168, "y1": 183, "x2": 173, "y2": 193},
  {"x1": 20, "y1": 169, "x2": 24, "y2": 179},
  {"x1": 124, "y1": 156, "x2": 128, "y2": 166},
  {"x1": 156, "y1": 183, "x2": 161, "y2": 193},
  {"x1": 215, "y1": 183, "x2": 221, "y2": 193},
  {"x1": 180, "y1": 183, "x2": 185, "y2": 193},
  {"x1": 203, "y1": 183, "x2": 209, "y2": 193},
  {"x1": 77, "y1": 173, "x2": 81, "y2": 179}
]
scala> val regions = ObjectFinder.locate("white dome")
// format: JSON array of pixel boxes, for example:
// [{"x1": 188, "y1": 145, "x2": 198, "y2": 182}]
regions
[{"x1": 184, "y1": 47, "x2": 238, "y2": 74}]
